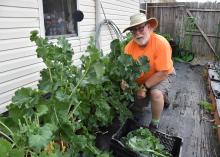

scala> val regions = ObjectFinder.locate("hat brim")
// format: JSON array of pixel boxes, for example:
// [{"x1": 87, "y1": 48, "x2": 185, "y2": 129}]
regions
[{"x1": 123, "y1": 18, "x2": 158, "y2": 33}]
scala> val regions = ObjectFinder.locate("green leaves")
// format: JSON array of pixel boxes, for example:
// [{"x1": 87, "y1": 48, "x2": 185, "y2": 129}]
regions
[
  {"x1": 108, "y1": 39, "x2": 149, "y2": 82},
  {"x1": 0, "y1": 32, "x2": 149, "y2": 156},
  {"x1": 8, "y1": 149, "x2": 24, "y2": 157},
  {"x1": 138, "y1": 56, "x2": 150, "y2": 72},
  {"x1": 55, "y1": 90, "x2": 69, "y2": 102},
  {"x1": 0, "y1": 138, "x2": 11, "y2": 157},
  {"x1": 121, "y1": 128, "x2": 171, "y2": 157},
  {"x1": 29, "y1": 124, "x2": 56, "y2": 149},
  {"x1": 8, "y1": 88, "x2": 41, "y2": 123},
  {"x1": 106, "y1": 39, "x2": 149, "y2": 106},
  {"x1": 93, "y1": 62, "x2": 105, "y2": 79},
  {"x1": 11, "y1": 88, "x2": 39, "y2": 108},
  {"x1": 199, "y1": 100, "x2": 212, "y2": 113},
  {"x1": 110, "y1": 39, "x2": 123, "y2": 58},
  {"x1": 0, "y1": 138, "x2": 24, "y2": 157},
  {"x1": 36, "y1": 105, "x2": 49, "y2": 116},
  {"x1": 118, "y1": 54, "x2": 133, "y2": 65}
]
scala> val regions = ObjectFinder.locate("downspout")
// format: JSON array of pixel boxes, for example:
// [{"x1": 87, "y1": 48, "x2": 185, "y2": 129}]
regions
[
  {"x1": 139, "y1": 0, "x2": 141, "y2": 12},
  {"x1": 145, "y1": 1, "x2": 148, "y2": 15},
  {"x1": 95, "y1": 0, "x2": 101, "y2": 49}
]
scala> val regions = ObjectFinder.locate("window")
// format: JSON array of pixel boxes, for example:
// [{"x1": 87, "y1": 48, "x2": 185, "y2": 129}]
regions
[{"x1": 43, "y1": 0, "x2": 77, "y2": 37}]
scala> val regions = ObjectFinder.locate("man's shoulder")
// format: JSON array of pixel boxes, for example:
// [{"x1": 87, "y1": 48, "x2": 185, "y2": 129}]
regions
[{"x1": 153, "y1": 33, "x2": 170, "y2": 45}]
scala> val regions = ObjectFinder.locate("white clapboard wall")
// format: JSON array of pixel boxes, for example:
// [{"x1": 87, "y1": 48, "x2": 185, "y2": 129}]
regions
[{"x1": 0, "y1": 0, "x2": 140, "y2": 113}]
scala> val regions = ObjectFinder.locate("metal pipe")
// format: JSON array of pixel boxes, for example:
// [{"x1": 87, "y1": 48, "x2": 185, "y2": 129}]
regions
[{"x1": 95, "y1": 0, "x2": 101, "y2": 48}]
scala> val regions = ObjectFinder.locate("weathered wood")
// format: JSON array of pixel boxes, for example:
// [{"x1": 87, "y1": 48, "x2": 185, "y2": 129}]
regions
[
  {"x1": 147, "y1": 5, "x2": 185, "y2": 8},
  {"x1": 146, "y1": 2, "x2": 220, "y2": 58},
  {"x1": 186, "y1": 9, "x2": 218, "y2": 57},
  {"x1": 133, "y1": 62, "x2": 220, "y2": 156},
  {"x1": 189, "y1": 8, "x2": 220, "y2": 12},
  {"x1": 185, "y1": 32, "x2": 220, "y2": 38}
]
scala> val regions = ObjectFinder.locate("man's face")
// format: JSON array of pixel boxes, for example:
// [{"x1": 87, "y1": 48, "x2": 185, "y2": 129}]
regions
[{"x1": 131, "y1": 23, "x2": 152, "y2": 46}]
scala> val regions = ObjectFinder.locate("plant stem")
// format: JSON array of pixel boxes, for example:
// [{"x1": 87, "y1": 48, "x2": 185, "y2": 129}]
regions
[
  {"x1": 86, "y1": 145, "x2": 99, "y2": 155},
  {"x1": 61, "y1": 63, "x2": 63, "y2": 82},
  {"x1": 68, "y1": 101, "x2": 81, "y2": 117},
  {"x1": 53, "y1": 107, "x2": 61, "y2": 126},
  {"x1": 0, "y1": 120, "x2": 14, "y2": 137},
  {"x1": 26, "y1": 149, "x2": 35, "y2": 157},
  {"x1": 146, "y1": 149, "x2": 168, "y2": 157},
  {"x1": 0, "y1": 130, "x2": 14, "y2": 143},
  {"x1": 72, "y1": 64, "x2": 90, "y2": 95},
  {"x1": 35, "y1": 115, "x2": 40, "y2": 127},
  {"x1": 48, "y1": 67, "x2": 53, "y2": 83},
  {"x1": 68, "y1": 59, "x2": 91, "y2": 111}
]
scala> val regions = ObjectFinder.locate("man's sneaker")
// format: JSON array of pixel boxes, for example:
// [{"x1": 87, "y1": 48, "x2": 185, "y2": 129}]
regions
[{"x1": 149, "y1": 122, "x2": 159, "y2": 131}]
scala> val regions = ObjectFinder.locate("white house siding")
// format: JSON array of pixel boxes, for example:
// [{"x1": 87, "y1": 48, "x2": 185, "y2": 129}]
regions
[
  {"x1": 95, "y1": 0, "x2": 140, "y2": 55},
  {"x1": 0, "y1": 0, "x2": 44, "y2": 113},
  {"x1": 0, "y1": 0, "x2": 140, "y2": 113},
  {"x1": 74, "y1": 0, "x2": 140, "y2": 63}
]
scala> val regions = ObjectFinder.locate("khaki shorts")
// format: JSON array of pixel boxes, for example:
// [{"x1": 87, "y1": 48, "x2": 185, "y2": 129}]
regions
[
  {"x1": 151, "y1": 70, "x2": 176, "y2": 95},
  {"x1": 134, "y1": 70, "x2": 176, "y2": 108}
]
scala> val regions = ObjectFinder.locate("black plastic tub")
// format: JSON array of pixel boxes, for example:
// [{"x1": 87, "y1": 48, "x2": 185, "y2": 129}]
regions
[{"x1": 110, "y1": 118, "x2": 183, "y2": 157}]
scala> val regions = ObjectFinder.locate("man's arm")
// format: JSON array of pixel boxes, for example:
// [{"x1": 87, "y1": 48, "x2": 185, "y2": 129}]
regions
[
  {"x1": 144, "y1": 71, "x2": 168, "y2": 89},
  {"x1": 137, "y1": 71, "x2": 168, "y2": 99}
]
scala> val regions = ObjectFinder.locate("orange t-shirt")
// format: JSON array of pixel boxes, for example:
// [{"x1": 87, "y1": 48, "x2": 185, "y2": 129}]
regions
[{"x1": 124, "y1": 32, "x2": 174, "y2": 84}]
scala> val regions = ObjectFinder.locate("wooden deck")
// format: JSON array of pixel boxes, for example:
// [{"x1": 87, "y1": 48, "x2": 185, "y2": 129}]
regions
[{"x1": 134, "y1": 62, "x2": 220, "y2": 157}]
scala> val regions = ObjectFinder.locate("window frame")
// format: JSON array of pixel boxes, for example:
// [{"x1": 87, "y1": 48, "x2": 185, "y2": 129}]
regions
[{"x1": 39, "y1": 0, "x2": 79, "y2": 39}]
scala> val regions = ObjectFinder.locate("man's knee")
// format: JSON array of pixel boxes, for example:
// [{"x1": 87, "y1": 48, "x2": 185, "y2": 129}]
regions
[{"x1": 150, "y1": 89, "x2": 163, "y2": 101}]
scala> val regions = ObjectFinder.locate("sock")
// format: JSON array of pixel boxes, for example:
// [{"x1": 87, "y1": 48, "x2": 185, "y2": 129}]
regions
[{"x1": 151, "y1": 119, "x2": 160, "y2": 125}]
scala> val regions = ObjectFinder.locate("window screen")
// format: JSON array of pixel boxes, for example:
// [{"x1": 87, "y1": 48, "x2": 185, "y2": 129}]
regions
[{"x1": 43, "y1": 0, "x2": 77, "y2": 37}]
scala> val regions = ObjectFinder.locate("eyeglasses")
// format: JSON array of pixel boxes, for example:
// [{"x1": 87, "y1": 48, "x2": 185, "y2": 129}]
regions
[{"x1": 131, "y1": 24, "x2": 146, "y2": 34}]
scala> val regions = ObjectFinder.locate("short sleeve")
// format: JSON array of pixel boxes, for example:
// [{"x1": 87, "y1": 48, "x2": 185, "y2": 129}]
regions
[{"x1": 154, "y1": 38, "x2": 172, "y2": 72}]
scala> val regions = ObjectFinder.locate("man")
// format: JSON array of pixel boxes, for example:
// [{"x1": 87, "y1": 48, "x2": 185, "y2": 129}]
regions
[{"x1": 122, "y1": 13, "x2": 176, "y2": 129}]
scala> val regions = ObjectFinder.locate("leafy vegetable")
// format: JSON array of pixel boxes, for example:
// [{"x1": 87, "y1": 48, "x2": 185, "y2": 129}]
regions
[
  {"x1": 0, "y1": 31, "x2": 150, "y2": 156},
  {"x1": 121, "y1": 128, "x2": 171, "y2": 157}
]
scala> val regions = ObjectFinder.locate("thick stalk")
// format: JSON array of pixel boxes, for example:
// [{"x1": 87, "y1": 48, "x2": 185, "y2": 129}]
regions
[
  {"x1": 68, "y1": 59, "x2": 91, "y2": 111},
  {"x1": 0, "y1": 120, "x2": 14, "y2": 137},
  {"x1": 68, "y1": 101, "x2": 81, "y2": 118},
  {"x1": 0, "y1": 130, "x2": 14, "y2": 143},
  {"x1": 71, "y1": 60, "x2": 91, "y2": 96},
  {"x1": 61, "y1": 63, "x2": 63, "y2": 82},
  {"x1": 35, "y1": 115, "x2": 40, "y2": 127},
  {"x1": 146, "y1": 149, "x2": 168, "y2": 157},
  {"x1": 86, "y1": 145, "x2": 99, "y2": 155},
  {"x1": 53, "y1": 107, "x2": 61, "y2": 126},
  {"x1": 48, "y1": 67, "x2": 53, "y2": 83}
]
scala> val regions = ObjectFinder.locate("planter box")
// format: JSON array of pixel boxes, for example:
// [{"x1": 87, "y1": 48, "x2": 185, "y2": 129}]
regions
[
  {"x1": 207, "y1": 62, "x2": 220, "y2": 70},
  {"x1": 96, "y1": 117, "x2": 121, "y2": 151},
  {"x1": 214, "y1": 99, "x2": 220, "y2": 143},
  {"x1": 208, "y1": 69, "x2": 220, "y2": 82},
  {"x1": 207, "y1": 65, "x2": 220, "y2": 143},
  {"x1": 210, "y1": 81, "x2": 220, "y2": 99},
  {"x1": 208, "y1": 78, "x2": 217, "y2": 113},
  {"x1": 110, "y1": 118, "x2": 183, "y2": 157}
]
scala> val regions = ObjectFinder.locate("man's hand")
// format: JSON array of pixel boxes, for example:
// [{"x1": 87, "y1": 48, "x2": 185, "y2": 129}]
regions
[
  {"x1": 136, "y1": 85, "x2": 147, "y2": 99},
  {"x1": 120, "y1": 80, "x2": 129, "y2": 91}
]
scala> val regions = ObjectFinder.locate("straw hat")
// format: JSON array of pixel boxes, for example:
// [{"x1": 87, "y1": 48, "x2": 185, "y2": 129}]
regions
[{"x1": 123, "y1": 13, "x2": 158, "y2": 33}]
